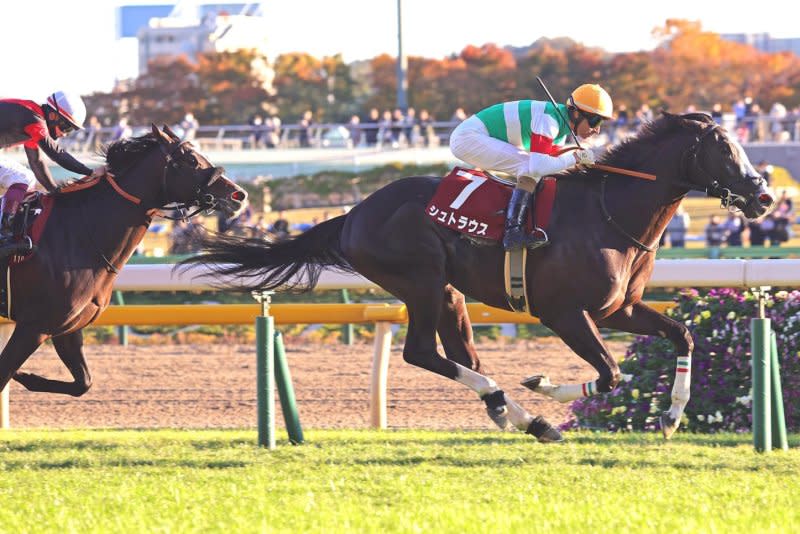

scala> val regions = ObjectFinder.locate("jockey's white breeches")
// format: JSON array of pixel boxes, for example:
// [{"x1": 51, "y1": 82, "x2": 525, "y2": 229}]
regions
[
  {"x1": 449, "y1": 116, "x2": 576, "y2": 179},
  {"x1": 0, "y1": 155, "x2": 35, "y2": 191}
]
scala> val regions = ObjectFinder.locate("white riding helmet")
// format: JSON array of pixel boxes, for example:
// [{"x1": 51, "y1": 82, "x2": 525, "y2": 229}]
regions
[{"x1": 46, "y1": 91, "x2": 87, "y2": 130}]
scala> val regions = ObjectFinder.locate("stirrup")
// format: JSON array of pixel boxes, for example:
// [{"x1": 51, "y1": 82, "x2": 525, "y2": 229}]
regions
[
  {"x1": 503, "y1": 226, "x2": 549, "y2": 252},
  {"x1": 527, "y1": 227, "x2": 549, "y2": 250},
  {"x1": 0, "y1": 236, "x2": 32, "y2": 257}
]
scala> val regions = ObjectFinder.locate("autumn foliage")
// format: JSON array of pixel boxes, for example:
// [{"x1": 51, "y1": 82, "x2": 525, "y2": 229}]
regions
[{"x1": 85, "y1": 20, "x2": 800, "y2": 125}]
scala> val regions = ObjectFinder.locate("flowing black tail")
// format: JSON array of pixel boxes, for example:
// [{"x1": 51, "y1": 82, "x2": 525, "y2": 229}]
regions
[{"x1": 178, "y1": 215, "x2": 353, "y2": 292}]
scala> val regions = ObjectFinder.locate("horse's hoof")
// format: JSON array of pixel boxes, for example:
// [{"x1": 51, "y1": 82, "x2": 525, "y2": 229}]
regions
[
  {"x1": 526, "y1": 416, "x2": 564, "y2": 443},
  {"x1": 481, "y1": 390, "x2": 511, "y2": 430},
  {"x1": 660, "y1": 412, "x2": 679, "y2": 440},
  {"x1": 521, "y1": 375, "x2": 545, "y2": 392}
]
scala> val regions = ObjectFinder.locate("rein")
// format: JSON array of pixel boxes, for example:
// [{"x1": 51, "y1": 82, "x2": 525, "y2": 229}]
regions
[{"x1": 96, "y1": 139, "x2": 223, "y2": 217}]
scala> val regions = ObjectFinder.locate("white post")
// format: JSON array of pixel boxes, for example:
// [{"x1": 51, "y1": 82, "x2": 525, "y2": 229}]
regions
[
  {"x1": 0, "y1": 324, "x2": 14, "y2": 429},
  {"x1": 369, "y1": 322, "x2": 392, "y2": 429}
]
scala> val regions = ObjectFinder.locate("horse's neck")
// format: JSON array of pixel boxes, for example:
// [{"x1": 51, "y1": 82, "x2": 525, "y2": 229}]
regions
[
  {"x1": 555, "y1": 167, "x2": 682, "y2": 251},
  {"x1": 607, "y1": 177, "x2": 682, "y2": 248},
  {"x1": 78, "y1": 186, "x2": 153, "y2": 271}
]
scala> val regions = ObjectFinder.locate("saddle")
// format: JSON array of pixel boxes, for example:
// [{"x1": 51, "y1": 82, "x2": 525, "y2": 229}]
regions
[
  {"x1": 0, "y1": 192, "x2": 55, "y2": 319},
  {"x1": 427, "y1": 168, "x2": 558, "y2": 314},
  {"x1": 0, "y1": 174, "x2": 102, "y2": 263},
  {"x1": 0, "y1": 192, "x2": 53, "y2": 259},
  {"x1": 426, "y1": 167, "x2": 557, "y2": 242}
]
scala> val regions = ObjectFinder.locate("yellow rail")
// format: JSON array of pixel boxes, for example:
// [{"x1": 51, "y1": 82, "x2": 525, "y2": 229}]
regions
[{"x1": 0, "y1": 302, "x2": 676, "y2": 326}]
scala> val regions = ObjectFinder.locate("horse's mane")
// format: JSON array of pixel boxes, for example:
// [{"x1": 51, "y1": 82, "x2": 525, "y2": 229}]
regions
[
  {"x1": 598, "y1": 111, "x2": 714, "y2": 168},
  {"x1": 101, "y1": 133, "x2": 160, "y2": 174}
]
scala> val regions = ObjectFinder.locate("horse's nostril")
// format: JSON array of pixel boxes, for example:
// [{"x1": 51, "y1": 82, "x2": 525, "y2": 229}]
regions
[
  {"x1": 758, "y1": 193, "x2": 774, "y2": 206},
  {"x1": 231, "y1": 190, "x2": 246, "y2": 202}
]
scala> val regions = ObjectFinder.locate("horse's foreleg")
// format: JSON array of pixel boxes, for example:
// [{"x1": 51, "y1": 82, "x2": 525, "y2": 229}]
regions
[
  {"x1": 13, "y1": 330, "x2": 92, "y2": 396},
  {"x1": 527, "y1": 309, "x2": 620, "y2": 403},
  {"x1": 0, "y1": 325, "x2": 47, "y2": 391},
  {"x1": 596, "y1": 302, "x2": 694, "y2": 439}
]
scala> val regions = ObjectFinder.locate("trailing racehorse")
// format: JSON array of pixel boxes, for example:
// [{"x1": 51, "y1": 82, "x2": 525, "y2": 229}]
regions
[
  {"x1": 0, "y1": 125, "x2": 247, "y2": 396},
  {"x1": 183, "y1": 112, "x2": 772, "y2": 442}
]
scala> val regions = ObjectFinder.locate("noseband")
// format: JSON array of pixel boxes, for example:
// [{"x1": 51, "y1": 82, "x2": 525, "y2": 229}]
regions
[{"x1": 105, "y1": 140, "x2": 224, "y2": 219}]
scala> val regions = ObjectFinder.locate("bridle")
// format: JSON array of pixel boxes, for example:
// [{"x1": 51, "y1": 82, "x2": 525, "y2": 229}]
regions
[
  {"x1": 675, "y1": 123, "x2": 764, "y2": 211},
  {"x1": 599, "y1": 122, "x2": 764, "y2": 253},
  {"x1": 104, "y1": 139, "x2": 225, "y2": 220},
  {"x1": 156, "y1": 140, "x2": 225, "y2": 220}
]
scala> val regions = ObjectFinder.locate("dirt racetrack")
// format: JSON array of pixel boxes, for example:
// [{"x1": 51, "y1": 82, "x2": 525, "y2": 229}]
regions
[{"x1": 8, "y1": 338, "x2": 629, "y2": 430}]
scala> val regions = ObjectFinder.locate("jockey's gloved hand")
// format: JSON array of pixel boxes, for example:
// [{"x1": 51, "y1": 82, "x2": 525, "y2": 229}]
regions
[
  {"x1": 90, "y1": 166, "x2": 107, "y2": 179},
  {"x1": 573, "y1": 149, "x2": 595, "y2": 166}
]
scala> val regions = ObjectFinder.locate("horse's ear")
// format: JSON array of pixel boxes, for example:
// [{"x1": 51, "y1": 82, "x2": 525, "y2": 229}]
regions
[
  {"x1": 162, "y1": 124, "x2": 181, "y2": 142},
  {"x1": 683, "y1": 112, "x2": 714, "y2": 124},
  {"x1": 152, "y1": 123, "x2": 171, "y2": 145}
]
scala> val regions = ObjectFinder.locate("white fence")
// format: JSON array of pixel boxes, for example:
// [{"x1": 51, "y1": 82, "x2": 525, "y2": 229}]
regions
[
  {"x1": 3, "y1": 259, "x2": 800, "y2": 431},
  {"x1": 115, "y1": 259, "x2": 800, "y2": 291}
]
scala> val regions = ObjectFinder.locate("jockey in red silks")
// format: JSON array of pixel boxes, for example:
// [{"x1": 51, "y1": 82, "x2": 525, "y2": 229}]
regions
[
  {"x1": 0, "y1": 91, "x2": 103, "y2": 249},
  {"x1": 450, "y1": 84, "x2": 614, "y2": 251}
]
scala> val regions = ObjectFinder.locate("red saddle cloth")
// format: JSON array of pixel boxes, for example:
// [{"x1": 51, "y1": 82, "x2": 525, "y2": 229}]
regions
[{"x1": 426, "y1": 167, "x2": 557, "y2": 241}]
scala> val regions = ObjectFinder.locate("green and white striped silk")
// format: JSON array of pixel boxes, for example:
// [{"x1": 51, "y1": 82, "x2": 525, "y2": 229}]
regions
[{"x1": 475, "y1": 100, "x2": 570, "y2": 151}]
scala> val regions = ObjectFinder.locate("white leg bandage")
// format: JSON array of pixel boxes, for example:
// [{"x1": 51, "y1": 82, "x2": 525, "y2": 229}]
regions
[
  {"x1": 453, "y1": 363, "x2": 498, "y2": 397},
  {"x1": 503, "y1": 394, "x2": 534, "y2": 430},
  {"x1": 533, "y1": 376, "x2": 598, "y2": 403},
  {"x1": 668, "y1": 356, "x2": 692, "y2": 421}
]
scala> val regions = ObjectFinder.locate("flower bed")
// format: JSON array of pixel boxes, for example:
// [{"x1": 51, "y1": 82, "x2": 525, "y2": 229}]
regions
[{"x1": 569, "y1": 288, "x2": 800, "y2": 432}]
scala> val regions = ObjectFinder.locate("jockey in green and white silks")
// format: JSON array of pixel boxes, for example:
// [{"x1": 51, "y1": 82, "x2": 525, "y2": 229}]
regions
[{"x1": 450, "y1": 83, "x2": 614, "y2": 251}]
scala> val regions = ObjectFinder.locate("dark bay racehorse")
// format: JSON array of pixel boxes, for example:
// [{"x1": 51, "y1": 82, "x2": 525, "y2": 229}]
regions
[
  {"x1": 183, "y1": 112, "x2": 772, "y2": 442},
  {"x1": 0, "y1": 125, "x2": 247, "y2": 396}
]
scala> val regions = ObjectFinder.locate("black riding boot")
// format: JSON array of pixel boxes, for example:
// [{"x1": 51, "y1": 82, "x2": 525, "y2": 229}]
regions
[{"x1": 502, "y1": 187, "x2": 548, "y2": 251}]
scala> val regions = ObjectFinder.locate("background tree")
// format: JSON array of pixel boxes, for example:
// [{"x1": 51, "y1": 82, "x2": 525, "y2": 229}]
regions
[
  {"x1": 195, "y1": 49, "x2": 273, "y2": 124},
  {"x1": 85, "y1": 18, "x2": 800, "y2": 128},
  {"x1": 272, "y1": 53, "x2": 358, "y2": 122}
]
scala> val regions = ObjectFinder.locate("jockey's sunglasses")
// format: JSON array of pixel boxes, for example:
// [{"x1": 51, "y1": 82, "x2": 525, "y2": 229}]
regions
[
  {"x1": 580, "y1": 111, "x2": 605, "y2": 128},
  {"x1": 57, "y1": 117, "x2": 77, "y2": 134}
]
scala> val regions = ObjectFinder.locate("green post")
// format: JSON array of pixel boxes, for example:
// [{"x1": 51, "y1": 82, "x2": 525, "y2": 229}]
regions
[
  {"x1": 341, "y1": 288, "x2": 354, "y2": 345},
  {"x1": 751, "y1": 287, "x2": 771, "y2": 453},
  {"x1": 254, "y1": 291, "x2": 275, "y2": 449},
  {"x1": 113, "y1": 291, "x2": 128, "y2": 347},
  {"x1": 769, "y1": 331, "x2": 789, "y2": 451},
  {"x1": 274, "y1": 331, "x2": 304, "y2": 444}
]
